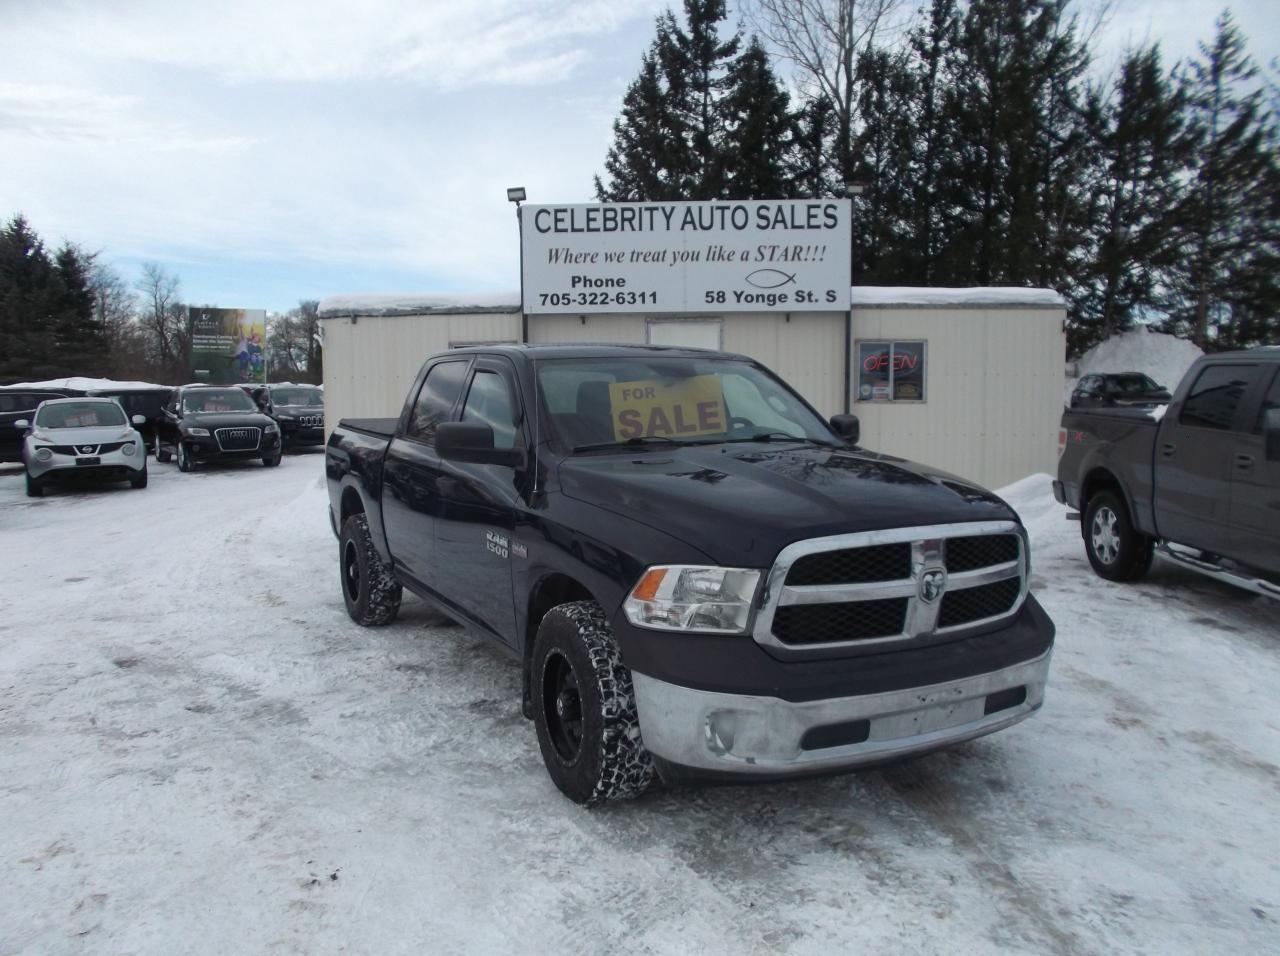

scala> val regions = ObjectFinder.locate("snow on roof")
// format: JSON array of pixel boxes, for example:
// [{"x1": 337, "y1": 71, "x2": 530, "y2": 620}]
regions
[
  {"x1": 318, "y1": 292, "x2": 522, "y2": 317},
  {"x1": 0, "y1": 376, "x2": 171, "y2": 392},
  {"x1": 850, "y1": 286, "x2": 1065, "y2": 308}
]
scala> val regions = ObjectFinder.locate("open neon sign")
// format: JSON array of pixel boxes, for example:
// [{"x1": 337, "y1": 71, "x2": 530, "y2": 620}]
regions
[{"x1": 856, "y1": 340, "x2": 927, "y2": 402}]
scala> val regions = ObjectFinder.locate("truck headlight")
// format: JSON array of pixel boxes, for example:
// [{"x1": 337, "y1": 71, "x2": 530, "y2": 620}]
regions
[
  {"x1": 34, "y1": 447, "x2": 53, "y2": 462},
  {"x1": 187, "y1": 427, "x2": 210, "y2": 437},
  {"x1": 623, "y1": 565, "x2": 761, "y2": 634},
  {"x1": 276, "y1": 414, "x2": 294, "y2": 422}
]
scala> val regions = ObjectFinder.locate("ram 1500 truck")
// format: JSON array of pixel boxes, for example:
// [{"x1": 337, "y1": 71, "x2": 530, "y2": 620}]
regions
[
  {"x1": 327, "y1": 345, "x2": 1055, "y2": 805},
  {"x1": 1056, "y1": 347, "x2": 1279, "y2": 597}
]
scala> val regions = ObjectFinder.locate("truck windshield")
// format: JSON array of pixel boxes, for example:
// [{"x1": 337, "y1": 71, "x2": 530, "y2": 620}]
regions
[
  {"x1": 535, "y1": 357, "x2": 834, "y2": 450},
  {"x1": 35, "y1": 401, "x2": 127, "y2": 428},
  {"x1": 182, "y1": 389, "x2": 256, "y2": 413},
  {"x1": 271, "y1": 387, "x2": 323, "y2": 407}
]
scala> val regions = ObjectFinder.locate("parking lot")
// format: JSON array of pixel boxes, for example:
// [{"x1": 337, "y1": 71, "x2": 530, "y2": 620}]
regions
[{"x1": 2, "y1": 454, "x2": 1278, "y2": 954}]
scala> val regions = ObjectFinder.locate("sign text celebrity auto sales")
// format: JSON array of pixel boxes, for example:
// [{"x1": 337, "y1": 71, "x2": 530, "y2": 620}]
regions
[{"x1": 521, "y1": 199, "x2": 852, "y2": 315}]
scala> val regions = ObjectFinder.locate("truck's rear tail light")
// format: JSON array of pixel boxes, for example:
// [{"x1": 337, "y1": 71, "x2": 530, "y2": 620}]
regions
[{"x1": 1057, "y1": 428, "x2": 1067, "y2": 458}]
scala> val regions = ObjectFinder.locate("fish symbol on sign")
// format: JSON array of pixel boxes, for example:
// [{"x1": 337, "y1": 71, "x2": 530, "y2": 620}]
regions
[{"x1": 745, "y1": 269, "x2": 797, "y2": 289}]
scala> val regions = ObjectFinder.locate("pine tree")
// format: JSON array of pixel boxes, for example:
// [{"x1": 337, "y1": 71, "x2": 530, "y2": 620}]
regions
[
  {"x1": 1070, "y1": 46, "x2": 1188, "y2": 353},
  {"x1": 52, "y1": 244, "x2": 109, "y2": 378},
  {"x1": 0, "y1": 215, "x2": 60, "y2": 382},
  {"x1": 719, "y1": 38, "x2": 796, "y2": 198},
  {"x1": 848, "y1": 46, "x2": 917, "y2": 283},
  {"x1": 936, "y1": 0, "x2": 1092, "y2": 288},
  {"x1": 1163, "y1": 11, "x2": 1280, "y2": 349},
  {"x1": 598, "y1": 2, "x2": 786, "y2": 202},
  {"x1": 595, "y1": 51, "x2": 683, "y2": 201}
]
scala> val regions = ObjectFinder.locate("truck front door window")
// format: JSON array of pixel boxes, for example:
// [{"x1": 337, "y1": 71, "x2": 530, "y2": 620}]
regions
[
  {"x1": 462, "y1": 370, "x2": 518, "y2": 449},
  {"x1": 407, "y1": 361, "x2": 468, "y2": 443},
  {"x1": 1179, "y1": 365, "x2": 1258, "y2": 430}
]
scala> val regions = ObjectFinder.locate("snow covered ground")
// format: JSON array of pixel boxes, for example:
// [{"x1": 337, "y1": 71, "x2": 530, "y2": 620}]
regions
[{"x1": 2, "y1": 454, "x2": 1278, "y2": 955}]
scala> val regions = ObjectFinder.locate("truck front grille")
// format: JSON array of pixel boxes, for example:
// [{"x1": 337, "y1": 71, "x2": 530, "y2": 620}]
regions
[
  {"x1": 215, "y1": 427, "x2": 261, "y2": 451},
  {"x1": 754, "y1": 521, "x2": 1028, "y2": 656}
]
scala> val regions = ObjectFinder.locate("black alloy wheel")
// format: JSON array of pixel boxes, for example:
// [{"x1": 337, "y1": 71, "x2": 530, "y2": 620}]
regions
[{"x1": 542, "y1": 650, "x2": 585, "y2": 763}]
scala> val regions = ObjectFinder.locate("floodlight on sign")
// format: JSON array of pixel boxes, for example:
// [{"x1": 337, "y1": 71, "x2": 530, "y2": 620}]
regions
[{"x1": 506, "y1": 187, "x2": 527, "y2": 204}]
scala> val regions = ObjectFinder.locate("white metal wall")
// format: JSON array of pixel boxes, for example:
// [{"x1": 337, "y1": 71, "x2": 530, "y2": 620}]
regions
[
  {"x1": 849, "y1": 306, "x2": 1065, "y2": 488},
  {"x1": 321, "y1": 311, "x2": 520, "y2": 430}
]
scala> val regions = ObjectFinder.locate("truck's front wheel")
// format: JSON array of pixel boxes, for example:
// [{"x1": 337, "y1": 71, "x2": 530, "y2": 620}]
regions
[
  {"x1": 531, "y1": 601, "x2": 656, "y2": 806},
  {"x1": 339, "y1": 513, "x2": 402, "y2": 626},
  {"x1": 1084, "y1": 490, "x2": 1153, "y2": 582}
]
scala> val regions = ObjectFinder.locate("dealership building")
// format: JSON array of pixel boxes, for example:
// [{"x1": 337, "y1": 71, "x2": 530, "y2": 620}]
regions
[{"x1": 317, "y1": 200, "x2": 1065, "y2": 489}]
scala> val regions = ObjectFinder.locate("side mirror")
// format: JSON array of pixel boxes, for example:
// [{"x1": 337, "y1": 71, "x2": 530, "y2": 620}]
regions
[
  {"x1": 131, "y1": 414, "x2": 146, "y2": 425},
  {"x1": 829, "y1": 413, "x2": 860, "y2": 445},
  {"x1": 436, "y1": 421, "x2": 526, "y2": 468},
  {"x1": 14, "y1": 418, "x2": 30, "y2": 429}
]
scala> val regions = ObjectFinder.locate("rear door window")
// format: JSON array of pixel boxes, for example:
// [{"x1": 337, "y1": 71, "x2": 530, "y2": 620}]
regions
[
  {"x1": 1179, "y1": 365, "x2": 1260, "y2": 431},
  {"x1": 406, "y1": 360, "x2": 469, "y2": 444}
]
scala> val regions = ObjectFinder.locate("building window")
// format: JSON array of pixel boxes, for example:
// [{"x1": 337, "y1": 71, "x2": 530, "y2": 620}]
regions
[{"x1": 856, "y1": 340, "x2": 927, "y2": 402}]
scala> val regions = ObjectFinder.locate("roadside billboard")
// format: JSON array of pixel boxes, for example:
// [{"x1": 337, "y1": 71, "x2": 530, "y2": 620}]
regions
[
  {"x1": 521, "y1": 199, "x2": 851, "y2": 315},
  {"x1": 189, "y1": 307, "x2": 266, "y2": 384}
]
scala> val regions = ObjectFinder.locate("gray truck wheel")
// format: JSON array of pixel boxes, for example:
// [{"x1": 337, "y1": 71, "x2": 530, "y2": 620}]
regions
[
  {"x1": 531, "y1": 600, "x2": 656, "y2": 806},
  {"x1": 1084, "y1": 490, "x2": 1152, "y2": 582},
  {"x1": 339, "y1": 513, "x2": 402, "y2": 626}
]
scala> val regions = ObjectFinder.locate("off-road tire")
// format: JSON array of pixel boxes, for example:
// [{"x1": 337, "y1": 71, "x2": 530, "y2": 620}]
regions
[
  {"x1": 1084, "y1": 490, "x2": 1153, "y2": 582},
  {"x1": 129, "y1": 464, "x2": 148, "y2": 489},
  {"x1": 25, "y1": 472, "x2": 44, "y2": 498},
  {"x1": 531, "y1": 601, "x2": 656, "y2": 806},
  {"x1": 177, "y1": 441, "x2": 194, "y2": 472},
  {"x1": 339, "y1": 513, "x2": 402, "y2": 626}
]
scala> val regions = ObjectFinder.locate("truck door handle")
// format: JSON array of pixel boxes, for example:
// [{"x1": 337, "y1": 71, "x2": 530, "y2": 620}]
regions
[
  {"x1": 1161, "y1": 442, "x2": 1176, "y2": 458},
  {"x1": 1234, "y1": 453, "x2": 1255, "y2": 470}
]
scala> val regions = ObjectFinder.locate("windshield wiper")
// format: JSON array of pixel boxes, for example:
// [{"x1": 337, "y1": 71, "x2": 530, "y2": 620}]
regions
[
  {"x1": 572, "y1": 436, "x2": 682, "y2": 452},
  {"x1": 721, "y1": 432, "x2": 836, "y2": 446}
]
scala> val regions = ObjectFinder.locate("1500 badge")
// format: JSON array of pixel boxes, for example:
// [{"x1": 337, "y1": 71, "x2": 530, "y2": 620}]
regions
[{"x1": 485, "y1": 530, "x2": 509, "y2": 559}]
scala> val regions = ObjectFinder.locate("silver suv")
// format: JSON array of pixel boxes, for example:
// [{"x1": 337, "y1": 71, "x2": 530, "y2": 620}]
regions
[{"x1": 19, "y1": 398, "x2": 148, "y2": 497}]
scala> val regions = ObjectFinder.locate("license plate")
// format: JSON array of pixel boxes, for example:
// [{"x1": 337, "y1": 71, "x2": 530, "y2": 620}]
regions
[{"x1": 75, "y1": 457, "x2": 101, "y2": 466}]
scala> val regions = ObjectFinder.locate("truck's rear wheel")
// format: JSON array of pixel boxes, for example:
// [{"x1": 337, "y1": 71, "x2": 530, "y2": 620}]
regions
[
  {"x1": 531, "y1": 601, "x2": 655, "y2": 806},
  {"x1": 1084, "y1": 490, "x2": 1153, "y2": 582},
  {"x1": 339, "y1": 513, "x2": 401, "y2": 626}
]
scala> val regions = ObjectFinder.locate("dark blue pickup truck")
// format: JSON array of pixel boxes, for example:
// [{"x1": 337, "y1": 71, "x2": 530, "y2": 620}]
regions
[{"x1": 326, "y1": 344, "x2": 1055, "y2": 805}]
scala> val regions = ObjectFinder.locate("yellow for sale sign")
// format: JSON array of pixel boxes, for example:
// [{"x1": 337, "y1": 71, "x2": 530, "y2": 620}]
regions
[{"x1": 608, "y1": 375, "x2": 727, "y2": 440}]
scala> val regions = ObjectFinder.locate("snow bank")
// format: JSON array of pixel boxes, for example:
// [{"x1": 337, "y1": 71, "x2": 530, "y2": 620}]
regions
[
  {"x1": 1, "y1": 376, "x2": 170, "y2": 392},
  {"x1": 851, "y1": 286, "x2": 1065, "y2": 308},
  {"x1": 1067, "y1": 327, "x2": 1204, "y2": 402},
  {"x1": 318, "y1": 292, "x2": 521, "y2": 317}
]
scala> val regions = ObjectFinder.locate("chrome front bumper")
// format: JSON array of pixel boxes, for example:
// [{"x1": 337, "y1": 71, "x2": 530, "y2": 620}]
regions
[{"x1": 632, "y1": 650, "x2": 1051, "y2": 778}]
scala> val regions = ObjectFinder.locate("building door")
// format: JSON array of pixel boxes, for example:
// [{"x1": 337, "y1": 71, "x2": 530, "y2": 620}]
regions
[{"x1": 647, "y1": 319, "x2": 722, "y2": 350}]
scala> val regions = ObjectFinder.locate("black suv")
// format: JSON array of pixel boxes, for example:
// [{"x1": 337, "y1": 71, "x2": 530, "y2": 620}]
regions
[
  {"x1": 157, "y1": 385, "x2": 282, "y2": 471},
  {"x1": 247, "y1": 383, "x2": 325, "y2": 450},
  {"x1": 1, "y1": 389, "x2": 69, "y2": 462},
  {"x1": 1070, "y1": 372, "x2": 1172, "y2": 409}
]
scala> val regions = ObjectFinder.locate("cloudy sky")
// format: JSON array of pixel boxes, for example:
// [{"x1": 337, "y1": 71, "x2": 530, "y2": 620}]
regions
[{"x1": 1, "y1": 0, "x2": 1275, "y2": 312}]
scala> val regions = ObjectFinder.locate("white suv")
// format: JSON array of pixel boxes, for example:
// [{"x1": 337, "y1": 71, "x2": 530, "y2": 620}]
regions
[{"x1": 19, "y1": 397, "x2": 148, "y2": 498}]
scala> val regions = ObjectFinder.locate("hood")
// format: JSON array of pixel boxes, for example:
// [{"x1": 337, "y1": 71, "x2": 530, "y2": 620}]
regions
[
  {"x1": 184, "y1": 411, "x2": 275, "y2": 428},
  {"x1": 557, "y1": 443, "x2": 1016, "y2": 566},
  {"x1": 32, "y1": 424, "x2": 137, "y2": 445}
]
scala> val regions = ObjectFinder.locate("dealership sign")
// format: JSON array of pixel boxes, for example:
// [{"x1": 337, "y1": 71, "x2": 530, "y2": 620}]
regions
[{"x1": 521, "y1": 200, "x2": 851, "y2": 314}]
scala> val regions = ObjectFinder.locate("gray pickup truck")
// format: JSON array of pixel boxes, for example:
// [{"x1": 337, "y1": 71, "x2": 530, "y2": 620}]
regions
[{"x1": 1055, "y1": 347, "x2": 1279, "y2": 597}]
